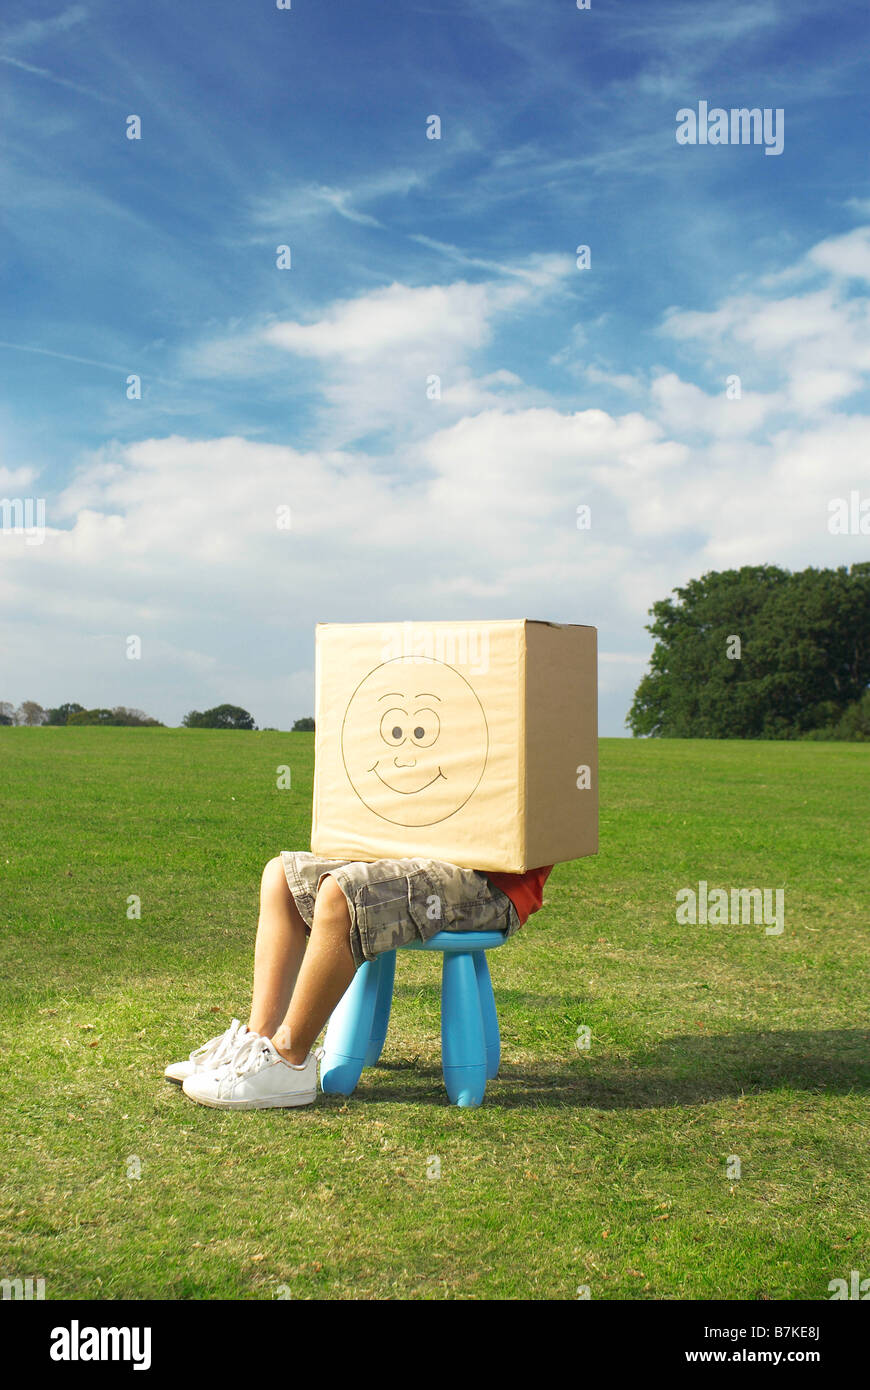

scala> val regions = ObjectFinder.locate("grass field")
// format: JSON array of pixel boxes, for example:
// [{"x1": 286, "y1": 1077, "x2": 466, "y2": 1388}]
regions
[{"x1": 1, "y1": 727, "x2": 867, "y2": 1300}]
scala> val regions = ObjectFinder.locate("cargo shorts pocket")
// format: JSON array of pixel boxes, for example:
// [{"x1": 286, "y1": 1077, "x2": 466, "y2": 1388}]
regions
[
  {"x1": 429, "y1": 865, "x2": 507, "y2": 932},
  {"x1": 354, "y1": 869, "x2": 440, "y2": 961}
]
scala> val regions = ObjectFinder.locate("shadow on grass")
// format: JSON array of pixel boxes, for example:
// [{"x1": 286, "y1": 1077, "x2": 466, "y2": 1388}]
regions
[{"x1": 339, "y1": 1029, "x2": 870, "y2": 1109}]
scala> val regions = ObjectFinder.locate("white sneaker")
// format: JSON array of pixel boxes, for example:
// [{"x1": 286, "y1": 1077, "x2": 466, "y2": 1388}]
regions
[
  {"x1": 181, "y1": 1034, "x2": 323, "y2": 1109},
  {"x1": 164, "y1": 1018, "x2": 250, "y2": 1084}
]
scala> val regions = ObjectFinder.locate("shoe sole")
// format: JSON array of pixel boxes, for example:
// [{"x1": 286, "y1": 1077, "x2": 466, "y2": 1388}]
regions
[{"x1": 181, "y1": 1086, "x2": 317, "y2": 1109}]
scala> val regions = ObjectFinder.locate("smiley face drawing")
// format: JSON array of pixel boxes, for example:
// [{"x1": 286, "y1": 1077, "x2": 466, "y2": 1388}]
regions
[{"x1": 340, "y1": 657, "x2": 489, "y2": 827}]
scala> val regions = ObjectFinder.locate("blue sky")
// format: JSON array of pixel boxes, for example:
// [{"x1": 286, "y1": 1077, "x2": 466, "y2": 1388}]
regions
[{"x1": 1, "y1": 0, "x2": 869, "y2": 732}]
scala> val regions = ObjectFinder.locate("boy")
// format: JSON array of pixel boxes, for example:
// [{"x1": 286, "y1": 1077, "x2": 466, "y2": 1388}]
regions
[{"x1": 166, "y1": 854, "x2": 551, "y2": 1109}]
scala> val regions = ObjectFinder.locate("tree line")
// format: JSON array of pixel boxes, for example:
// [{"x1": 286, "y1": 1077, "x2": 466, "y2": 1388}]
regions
[
  {"x1": 1, "y1": 700, "x2": 316, "y2": 731},
  {"x1": 0, "y1": 702, "x2": 163, "y2": 727}
]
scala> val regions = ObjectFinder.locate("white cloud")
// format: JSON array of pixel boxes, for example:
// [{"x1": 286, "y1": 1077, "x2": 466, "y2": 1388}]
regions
[
  {"x1": 264, "y1": 282, "x2": 493, "y2": 362},
  {"x1": 263, "y1": 258, "x2": 571, "y2": 365},
  {"x1": 4, "y1": 224, "x2": 870, "y2": 734},
  {"x1": 583, "y1": 364, "x2": 646, "y2": 395},
  {"x1": 249, "y1": 170, "x2": 425, "y2": 233},
  {"x1": 808, "y1": 226, "x2": 870, "y2": 282},
  {"x1": 662, "y1": 233, "x2": 870, "y2": 417},
  {"x1": 0, "y1": 418, "x2": 678, "y2": 728},
  {"x1": 440, "y1": 368, "x2": 532, "y2": 413},
  {"x1": 650, "y1": 372, "x2": 778, "y2": 436},
  {"x1": 1, "y1": 5, "x2": 89, "y2": 49},
  {"x1": 4, "y1": 396, "x2": 867, "y2": 732},
  {"x1": 0, "y1": 464, "x2": 37, "y2": 491},
  {"x1": 254, "y1": 257, "x2": 572, "y2": 444}
]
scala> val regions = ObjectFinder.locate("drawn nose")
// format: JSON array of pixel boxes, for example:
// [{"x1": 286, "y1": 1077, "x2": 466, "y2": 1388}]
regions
[{"x1": 393, "y1": 756, "x2": 417, "y2": 768}]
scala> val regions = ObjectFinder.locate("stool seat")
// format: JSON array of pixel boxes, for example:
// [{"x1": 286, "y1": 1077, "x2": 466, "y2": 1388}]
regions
[
  {"x1": 401, "y1": 929, "x2": 509, "y2": 952},
  {"x1": 320, "y1": 930, "x2": 508, "y2": 1107}
]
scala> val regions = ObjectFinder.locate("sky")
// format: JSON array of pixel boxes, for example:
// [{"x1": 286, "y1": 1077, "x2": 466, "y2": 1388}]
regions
[{"x1": 1, "y1": 0, "x2": 869, "y2": 733}]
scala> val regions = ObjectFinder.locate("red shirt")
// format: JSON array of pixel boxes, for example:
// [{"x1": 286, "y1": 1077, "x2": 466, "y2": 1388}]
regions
[{"x1": 485, "y1": 866, "x2": 553, "y2": 925}]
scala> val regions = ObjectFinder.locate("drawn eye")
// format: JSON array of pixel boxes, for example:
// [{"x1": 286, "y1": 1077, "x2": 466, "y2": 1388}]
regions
[
  {"x1": 411, "y1": 709, "x2": 440, "y2": 747},
  {"x1": 379, "y1": 708, "x2": 407, "y2": 745}
]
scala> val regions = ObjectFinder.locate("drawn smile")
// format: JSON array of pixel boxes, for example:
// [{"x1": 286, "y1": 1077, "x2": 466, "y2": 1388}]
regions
[{"x1": 369, "y1": 762, "x2": 446, "y2": 795}]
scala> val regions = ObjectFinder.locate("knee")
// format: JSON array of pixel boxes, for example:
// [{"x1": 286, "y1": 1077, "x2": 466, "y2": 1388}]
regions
[
  {"x1": 312, "y1": 873, "x2": 350, "y2": 927},
  {"x1": 261, "y1": 855, "x2": 290, "y2": 898}
]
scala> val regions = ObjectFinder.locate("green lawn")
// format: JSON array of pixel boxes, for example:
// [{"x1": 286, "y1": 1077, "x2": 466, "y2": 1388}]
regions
[{"x1": 0, "y1": 728, "x2": 867, "y2": 1300}]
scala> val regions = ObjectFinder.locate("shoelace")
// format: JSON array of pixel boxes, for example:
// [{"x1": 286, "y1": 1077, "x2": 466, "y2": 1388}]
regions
[
  {"x1": 189, "y1": 1018, "x2": 245, "y2": 1067},
  {"x1": 215, "y1": 1037, "x2": 323, "y2": 1097},
  {"x1": 227, "y1": 1031, "x2": 273, "y2": 1078},
  {"x1": 215, "y1": 1031, "x2": 276, "y2": 1098}
]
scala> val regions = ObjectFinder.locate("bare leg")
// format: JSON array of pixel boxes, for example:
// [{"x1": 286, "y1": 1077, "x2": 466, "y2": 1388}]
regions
[
  {"x1": 272, "y1": 874, "x2": 356, "y2": 1065},
  {"x1": 247, "y1": 857, "x2": 308, "y2": 1038}
]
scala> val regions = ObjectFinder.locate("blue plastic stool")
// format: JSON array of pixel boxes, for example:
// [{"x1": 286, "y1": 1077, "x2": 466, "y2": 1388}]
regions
[{"x1": 320, "y1": 931, "x2": 507, "y2": 1107}]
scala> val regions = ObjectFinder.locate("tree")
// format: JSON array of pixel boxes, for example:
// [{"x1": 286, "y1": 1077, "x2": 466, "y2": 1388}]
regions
[
  {"x1": 803, "y1": 690, "x2": 870, "y2": 742},
  {"x1": 45, "y1": 703, "x2": 86, "y2": 725},
  {"x1": 16, "y1": 701, "x2": 46, "y2": 726},
  {"x1": 627, "y1": 562, "x2": 870, "y2": 739},
  {"x1": 67, "y1": 707, "x2": 163, "y2": 727},
  {"x1": 0, "y1": 701, "x2": 14, "y2": 726},
  {"x1": 68, "y1": 709, "x2": 111, "y2": 725},
  {"x1": 107, "y1": 707, "x2": 162, "y2": 727},
  {"x1": 292, "y1": 716, "x2": 315, "y2": 731},
  {"x1": 182, "y1": 704, "x2": 256, "y2": 730}
]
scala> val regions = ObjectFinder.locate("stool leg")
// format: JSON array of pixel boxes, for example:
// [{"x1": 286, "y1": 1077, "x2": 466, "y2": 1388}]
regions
[
  {"x1": 320, "y1": 954, "x2": 389, "y2": 1095},
  {"x1": 364, "y1": 948, "x2": 396, "y2": 1066},
  {"x1": 473, "y1": 950, "x2": 501, "y2": 1080},
  {"x1": 441, "y1": 951, "x2": 487, "y2": 1107}
]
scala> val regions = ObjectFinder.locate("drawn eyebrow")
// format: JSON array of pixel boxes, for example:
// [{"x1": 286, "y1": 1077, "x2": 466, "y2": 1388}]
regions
[
  {"x1": 377, "y1": 692, "x2": 405, "y2": 702},
  {"x1": 415, "y1": 693, "x2": 441, "y2": 701}
]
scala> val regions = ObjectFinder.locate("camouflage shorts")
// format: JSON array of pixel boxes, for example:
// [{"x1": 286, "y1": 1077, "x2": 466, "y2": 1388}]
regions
[{"x1": 280, "y1": 852, "x2": 520, "y2": 970}]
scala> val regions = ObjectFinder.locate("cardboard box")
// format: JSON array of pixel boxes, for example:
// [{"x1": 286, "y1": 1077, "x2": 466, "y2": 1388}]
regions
[{"x1": 310, "y1": 619, "x2": 597, "y2": 873}]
